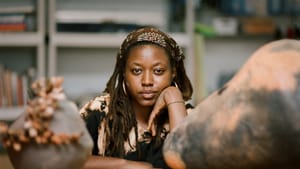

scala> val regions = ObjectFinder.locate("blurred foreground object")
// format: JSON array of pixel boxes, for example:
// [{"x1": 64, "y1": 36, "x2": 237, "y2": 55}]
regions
[
  {"x1": 0, "y1": 77, "x2": 93, "y2": 169},
  {"x1": 163, "y1": 39, "x2": 300, "y2": 169}
]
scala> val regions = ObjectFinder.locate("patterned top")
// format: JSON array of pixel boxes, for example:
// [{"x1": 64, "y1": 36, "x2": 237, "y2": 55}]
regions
[{"x1": 79, "y1": 93, "x2": 171, "y2": 168}]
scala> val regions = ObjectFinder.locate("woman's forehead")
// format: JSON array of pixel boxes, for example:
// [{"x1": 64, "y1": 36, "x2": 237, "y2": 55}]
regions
[
  {"x1": 126, "y1": 45, "x2": 170, "y2": 65},
  {"x1": 129, "y1": 44, "x2": 168, "y2": 55}
]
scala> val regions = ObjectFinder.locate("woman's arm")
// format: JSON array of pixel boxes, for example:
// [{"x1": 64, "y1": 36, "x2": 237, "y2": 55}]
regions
[
  {"x1": 148, "y1": 86, "x2": 187, "y2": 135},
  {"x1": 162, "y1": 86, "x2": 187, "y2": 130},
  {"x1": 83, "y1": 155, "x2": 158, "y2": 169}
]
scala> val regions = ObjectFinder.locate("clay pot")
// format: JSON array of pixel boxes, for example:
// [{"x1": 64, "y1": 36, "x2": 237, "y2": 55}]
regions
[
  {"x1": 163, "y1": 39, "x2": 300, "y2": 169},
  {"x1": 1, "y1": 77, "x2": 93, "y2": 169},
  {"x1": 7, "y1": 100, "x2": 93, "y2": 169}
]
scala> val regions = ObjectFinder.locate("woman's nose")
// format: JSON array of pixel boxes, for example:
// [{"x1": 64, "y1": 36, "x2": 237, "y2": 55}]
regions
[{"x1": 142, "y1": 71, "x2": 153, "y2": 86}]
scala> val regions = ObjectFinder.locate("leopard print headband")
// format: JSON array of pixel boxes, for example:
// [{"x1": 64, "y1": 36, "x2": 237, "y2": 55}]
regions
[{"x1": 118, "y1": 27, "x2": 184, "y2": 62}]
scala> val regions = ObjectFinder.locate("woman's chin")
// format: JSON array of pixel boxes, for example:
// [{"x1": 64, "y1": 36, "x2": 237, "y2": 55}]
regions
[{"x1": 139, "y1": 99, "x2": 155, "y2": 107}]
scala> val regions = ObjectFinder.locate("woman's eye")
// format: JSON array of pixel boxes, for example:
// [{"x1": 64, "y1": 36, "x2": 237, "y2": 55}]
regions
[
  {"x1": 132, "y1": 68, "x2": 142, "y2": 75},
  {"x1": 154, "y1": 68, "x2": 165, "y2": 75}
]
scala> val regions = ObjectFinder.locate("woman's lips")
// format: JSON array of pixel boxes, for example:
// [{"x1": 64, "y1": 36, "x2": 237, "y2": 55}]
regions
[{"x1": 140, "y1": 91, "x2": 156, "y2": 99}]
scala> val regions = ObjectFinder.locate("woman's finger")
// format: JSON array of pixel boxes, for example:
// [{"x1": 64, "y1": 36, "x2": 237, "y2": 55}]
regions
[{"x1": 147, "y1": 111, "x2": 155, "y2": 131}]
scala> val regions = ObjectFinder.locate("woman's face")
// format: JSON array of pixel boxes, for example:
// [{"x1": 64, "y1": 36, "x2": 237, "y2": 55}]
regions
[{"x1": 124, "y1": 44, "x2": 174, "y2": 107}]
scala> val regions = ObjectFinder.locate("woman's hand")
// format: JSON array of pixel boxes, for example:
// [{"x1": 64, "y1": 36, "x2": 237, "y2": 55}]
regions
[
  {"x1": 147, "y1": 86, "x2": 187, "y2": 136},
  {"x1": 122, "y1": 160, "x2": 161, "y2": 169},
  {"x1": 83, "y1": 156, "x2": 161, "y2": 169}
]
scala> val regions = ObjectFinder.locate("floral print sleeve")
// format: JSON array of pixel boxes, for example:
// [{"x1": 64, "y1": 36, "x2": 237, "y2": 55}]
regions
[
  {"x1": 79, "y1": 93, "x2": 110, "y2": 155},
  {"x1": 79, "y1": 93, "x2": 110, "y2": 119}
]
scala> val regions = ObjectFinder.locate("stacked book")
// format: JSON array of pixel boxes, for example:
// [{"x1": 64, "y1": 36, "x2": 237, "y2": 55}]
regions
[
  {"x1": 0, "y1": 65, "x2": 36, "y2": 108},
  {"x1": 0, "y1": 4, "x2": 35, "y2": 32}
]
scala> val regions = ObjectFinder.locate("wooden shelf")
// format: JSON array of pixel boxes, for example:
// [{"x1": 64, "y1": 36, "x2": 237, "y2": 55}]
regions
[
  {"x1": 51, "y1": 32, "x2": 190, "y2": 48},
  {"x1": 0, "y1": 154, "x2": 13, "y2": 169},
  {"x1": 204, "y1": 34, "x2": 275, "y2": 42},
  {"x1": 0, "y1": 32, "x2": 43, "y2": 46}
]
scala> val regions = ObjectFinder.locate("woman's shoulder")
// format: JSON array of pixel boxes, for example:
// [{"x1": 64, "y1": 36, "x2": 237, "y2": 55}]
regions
[{"x1": 79, "y1": 93, "x2": 110, "y2": 119}]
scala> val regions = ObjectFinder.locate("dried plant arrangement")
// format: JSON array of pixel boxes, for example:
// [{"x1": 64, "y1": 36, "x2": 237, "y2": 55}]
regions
[{"x1": 0, "y1": 77, "x2": 93, "y2": 169}]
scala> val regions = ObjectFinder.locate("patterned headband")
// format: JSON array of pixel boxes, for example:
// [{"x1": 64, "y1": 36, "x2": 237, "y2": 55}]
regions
[{"x1": 118, "y1": 27, "x2": 184, "y2": 62}]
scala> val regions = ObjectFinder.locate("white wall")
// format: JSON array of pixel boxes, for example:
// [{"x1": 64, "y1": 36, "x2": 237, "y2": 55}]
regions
[
  {"x1": 56, "y1": 47, "x2": 117, "y2": 99},
  {"x1": 202, "y1": 37, "x2": 271, "y2": 95}
]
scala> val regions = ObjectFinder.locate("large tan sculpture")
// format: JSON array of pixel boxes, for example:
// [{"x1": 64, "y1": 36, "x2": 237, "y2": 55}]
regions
[
  {"x1": 0, "y1": 77, "x2": 93, "y2": 169},
  {"x1": 163, "y1": 39, "x2": 300, "y2": 169}
]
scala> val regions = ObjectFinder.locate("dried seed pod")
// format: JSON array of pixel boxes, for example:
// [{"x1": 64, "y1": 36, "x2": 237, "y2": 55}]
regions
[
  {"x1": 4, "y1": 140, "x2": 12, "y2": 147},
  {"x1": 23, "y1": 121, "x2": 32, "y2": 129},
  {"x1": 0, "y1": 122, "x2": 8, "y2": 135},
  {"x1": 28, "y1": 128, "x2": 37, "y2": 138},
  {"x1": 13, "y1": 143, "x2": 21, "y2": 151},
  {"x1": 70, "y1": 134, "x2": 81, "y2": 142},
  {"x1": 51, "y1": 135, "x2": 62, "y2": 145},
  {"x1": 18, "y1": 134, "x2": 29, "y2": 143},
  {"x1": 43, "y1": 130, "x2": 53, "y2": 139},
  {"x1": 35, "y1": 136, "x2": 42, "y2": 144}
]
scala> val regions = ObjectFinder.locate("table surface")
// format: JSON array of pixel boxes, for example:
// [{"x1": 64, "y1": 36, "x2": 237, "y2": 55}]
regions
[{"x1": 0, "y1": 154, "x2": 14, "y2": 169}]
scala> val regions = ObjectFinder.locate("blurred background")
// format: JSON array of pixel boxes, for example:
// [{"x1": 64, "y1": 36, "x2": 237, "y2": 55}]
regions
[{"x1": 0, "y1": 0, "x2": 299, "y2": 167}]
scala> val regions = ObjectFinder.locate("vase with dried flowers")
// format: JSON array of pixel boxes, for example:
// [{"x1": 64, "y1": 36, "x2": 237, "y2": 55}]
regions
[{"x1": 0, "y1": 77, "x2": 93, "y2": 169}]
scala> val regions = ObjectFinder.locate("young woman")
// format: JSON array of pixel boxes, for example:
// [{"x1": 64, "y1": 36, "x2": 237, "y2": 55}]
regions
[{"x1": 79, "y1": 27, "x2": 193, "y2": 169}]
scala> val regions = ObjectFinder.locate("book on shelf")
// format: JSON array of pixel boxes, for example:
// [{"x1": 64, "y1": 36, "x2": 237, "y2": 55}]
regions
[
  {"x1": 0, "y1": 66, "x2": 36, "y2": 108},
  {"x1": 0, "y1": 3, "x2": 35, "y2": 32},
  {"x1": 17, "y1": 74, "x2": 25, "y2": 106},
  {"x1": 0, "y1": 23, "x2": 26, "y2": 32},
  {"x1": 21, "y1": 74, "x2": 28, "y2": 106},
  {"x1": 0, "y1": 14, "x2": 26, "y2": 23},
  {"x1": 10, "y1": 71, "x2": 18, "y2": 106},
  {"x1": 0, "y1": 5, "x2": 34, "y2": 14},
  {"x1": 3, "y1": 70, "x2": 13, "y2": 107},
  {"x1": 0, "y1": 13, "x2": 31, "y2": 32}
]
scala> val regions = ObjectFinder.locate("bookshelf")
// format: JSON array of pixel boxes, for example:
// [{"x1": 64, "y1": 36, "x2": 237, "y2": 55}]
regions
[
  {"x1": 0, "y1": 0, "x2": 45, "y2": 76},
  {"x1": 0, "y1": 0, "x2": 45, "y2": 120},
  {"x1": 47, "y1": 0, "x2": 197, "y2": 104},
  {"x1": 194, "y1": 0, "x2": 300, "y2": 97}
]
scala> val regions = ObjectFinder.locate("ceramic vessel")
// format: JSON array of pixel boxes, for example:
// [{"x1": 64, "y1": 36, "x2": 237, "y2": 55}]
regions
[
  {"x1": 163, "y1": 39, "x2": 300, "y2": 169},
  {"x1": 0, "y1": 77, "x2": 93, "y2": 169}
]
